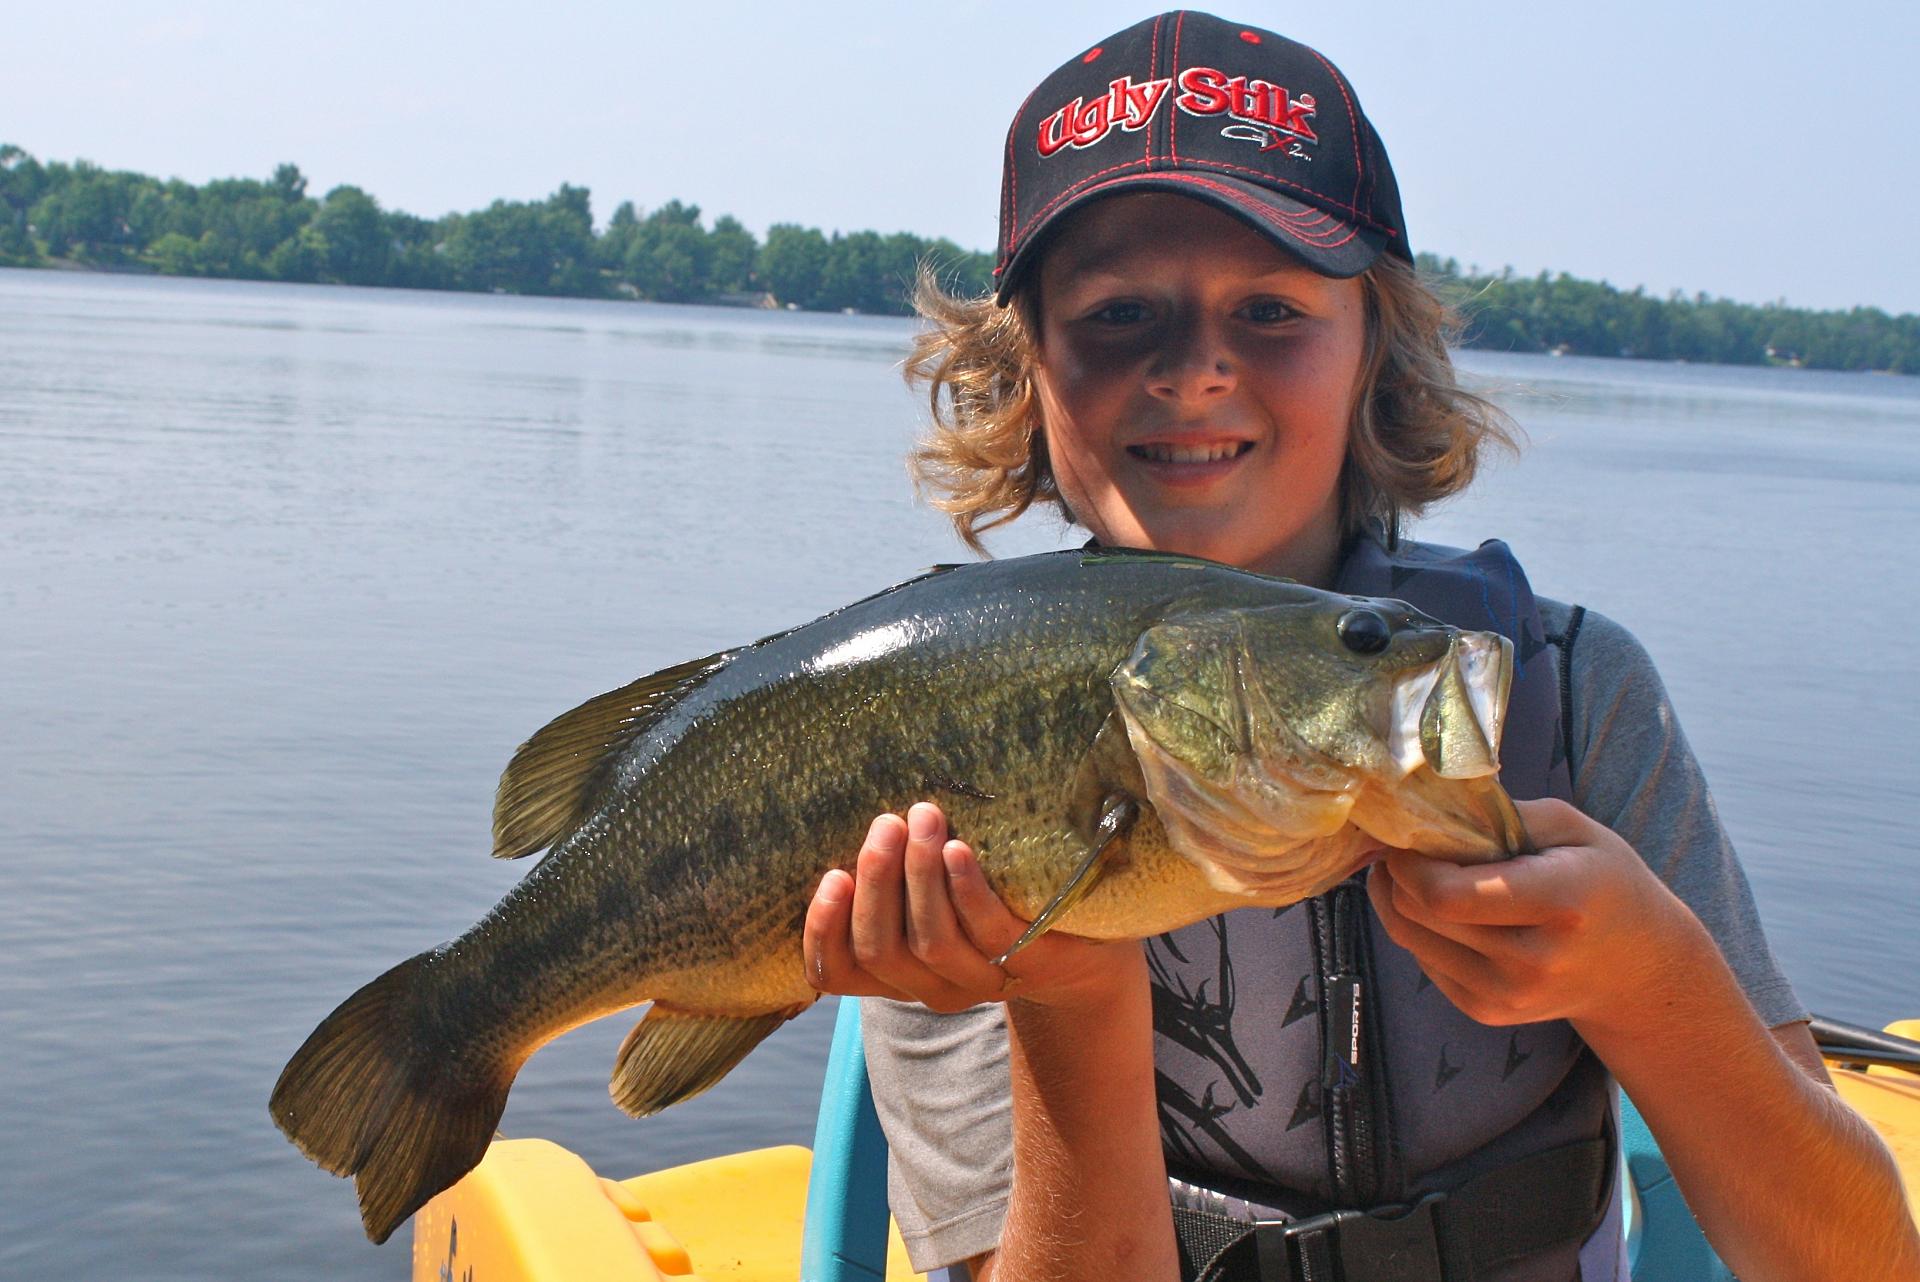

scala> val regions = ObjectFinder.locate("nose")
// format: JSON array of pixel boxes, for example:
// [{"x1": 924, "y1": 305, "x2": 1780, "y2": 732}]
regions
[{"x1": 1146, "y1": 312, "x2": 1236, "y2": 402}]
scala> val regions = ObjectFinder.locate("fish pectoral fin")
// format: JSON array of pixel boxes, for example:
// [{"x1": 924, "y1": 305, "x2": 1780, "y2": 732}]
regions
[
  {"x1": 1007, "y1": 711, "x2": 1149, "y2": 965},
  {"x1": 1066, "y1": 712, "x2": 1149, "y2": 836},
  {"x1": 609, "y1": 1003, "x2": 808, "y2": 1118},
  {"x1": 991, "y1": 794, "x2": 1138, "y2": 967},
  {"x1": 493, "y1": 649, "x2": 738, "y2": 859}
]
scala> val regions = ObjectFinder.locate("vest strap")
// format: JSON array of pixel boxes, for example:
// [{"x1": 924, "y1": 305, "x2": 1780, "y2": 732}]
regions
[{"x1": 1174, "y1": 1136, "x2": 1613, "y2": 1282}]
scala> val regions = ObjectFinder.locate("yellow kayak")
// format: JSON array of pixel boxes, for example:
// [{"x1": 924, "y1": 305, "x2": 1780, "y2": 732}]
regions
[
  {"x1": 411, "y1": 1015, "x2": 1920, "y2": 1282},
  {"x1": 411, "y1": 1140, "x2": 921, "y2": 1282}
]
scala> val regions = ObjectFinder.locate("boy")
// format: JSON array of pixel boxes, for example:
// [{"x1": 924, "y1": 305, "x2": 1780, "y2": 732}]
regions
[{"x1": 805, "y1": 13, "x2": 1917, "y2": 1280}]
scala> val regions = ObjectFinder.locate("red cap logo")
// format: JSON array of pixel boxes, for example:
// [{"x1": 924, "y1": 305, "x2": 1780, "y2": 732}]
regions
[{"x1": 1036, "y1": 65, "x2": 1318, "y2": 159}]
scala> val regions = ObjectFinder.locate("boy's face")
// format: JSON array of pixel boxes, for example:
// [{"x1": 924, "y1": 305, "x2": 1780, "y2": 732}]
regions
[{"x1": 1032, "y1": 193, "x2": 1367, "y2": 585}]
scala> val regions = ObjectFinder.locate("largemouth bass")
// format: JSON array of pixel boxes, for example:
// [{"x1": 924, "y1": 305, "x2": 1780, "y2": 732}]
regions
[{"x1": 270, "y1": 549, "x2": 1528, "y2": 1242}]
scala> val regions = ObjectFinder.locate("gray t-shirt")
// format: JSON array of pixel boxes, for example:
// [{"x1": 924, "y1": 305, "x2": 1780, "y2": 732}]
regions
[{"x1": 863, "y1": 600, "x2": 1805, "y2": 1273}]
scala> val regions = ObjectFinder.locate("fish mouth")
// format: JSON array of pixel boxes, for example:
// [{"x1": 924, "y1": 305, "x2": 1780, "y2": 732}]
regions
[
  {"x1": 1387, "y1": 631, "x2": 1511, "y2": 780},
  {"x1": 1363, "y1": 629, "x2": 1529, "y2": 859}
]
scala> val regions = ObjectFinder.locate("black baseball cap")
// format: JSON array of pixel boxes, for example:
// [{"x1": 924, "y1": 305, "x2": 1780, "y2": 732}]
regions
[{"x1": 993, "y1": 11, "x2": 1410, "y2": 304}]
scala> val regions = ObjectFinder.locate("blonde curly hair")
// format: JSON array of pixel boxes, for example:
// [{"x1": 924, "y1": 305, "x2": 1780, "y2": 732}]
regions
[{"x1": 904, "y1": 252, "x2": 1516, "y2": 553}]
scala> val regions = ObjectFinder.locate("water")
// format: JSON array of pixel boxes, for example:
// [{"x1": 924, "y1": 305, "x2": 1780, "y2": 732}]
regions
[{"x1": 2, "y1": 268, "x2": 1915, "y2": 1279}]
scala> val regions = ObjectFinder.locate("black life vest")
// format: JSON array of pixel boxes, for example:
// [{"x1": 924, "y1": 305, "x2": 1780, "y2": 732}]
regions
[{"x1": 1153, "y1": 536, "x2": 1618, "y2": 1282}]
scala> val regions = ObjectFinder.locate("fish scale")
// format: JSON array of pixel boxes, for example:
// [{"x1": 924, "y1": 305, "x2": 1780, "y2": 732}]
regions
[{"x1": 270, "y1": 548, "x2": 1528, "y2": 1244}]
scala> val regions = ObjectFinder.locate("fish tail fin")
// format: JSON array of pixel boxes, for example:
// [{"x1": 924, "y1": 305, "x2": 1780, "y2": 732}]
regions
[{"x1": 269, "y1": 953, "x2": 512, "y2": 1244}]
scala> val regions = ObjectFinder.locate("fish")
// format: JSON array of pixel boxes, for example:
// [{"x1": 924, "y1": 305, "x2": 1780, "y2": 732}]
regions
[{"x1": 269, "y1": 548, "x2": 1528, "y2": 1243}]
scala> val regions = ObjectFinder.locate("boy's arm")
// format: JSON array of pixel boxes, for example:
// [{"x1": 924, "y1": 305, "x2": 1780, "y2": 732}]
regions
[
  {"x1": 972, "y1": 954, "x2": 1178, "y2": 1282},
  {"x1": 805, "y1": 803, "x2": 1179, "y2": 1282},
  {"x1": 1370, "y1": 799, "x2": 1920, "y2": 1282}
]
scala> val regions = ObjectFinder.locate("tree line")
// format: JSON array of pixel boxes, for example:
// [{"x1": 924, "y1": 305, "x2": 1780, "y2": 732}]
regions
[
  {"x1": 2, "y1": 143, "x2": 1913, "y2": 373},
  {"x1": 0, "y1": 144, "x2": 993, "y2": 313},
  {"x1": 1419, "y1": 255, "x2": 1919, "y2": 375}
]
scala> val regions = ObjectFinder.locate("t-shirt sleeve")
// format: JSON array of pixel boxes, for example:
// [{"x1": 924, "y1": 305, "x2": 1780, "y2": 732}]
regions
[
  {"x1": 1551, "y1": 601, "x2": 1806, "y2": 1030},
  {"x1": 860, "y1": 995, "x2": 1013, "y2": 1271}
]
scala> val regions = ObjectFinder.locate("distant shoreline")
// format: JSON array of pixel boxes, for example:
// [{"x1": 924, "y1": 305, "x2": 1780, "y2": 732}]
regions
[
  {"x1": 7, "y1": 258, "x2": 1911, "y2": 382},
  {"x1": 3, "y1": 141, "x2": 1913, "y2": 373}
]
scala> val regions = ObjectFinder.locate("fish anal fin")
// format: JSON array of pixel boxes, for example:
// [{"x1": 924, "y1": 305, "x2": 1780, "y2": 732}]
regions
[
  {"x1": 609, "y1": 1003, "x2": 805, "y2": 1118},
  {"x1": 493, "y1": 650, "x2": 735, "y2": 859}
]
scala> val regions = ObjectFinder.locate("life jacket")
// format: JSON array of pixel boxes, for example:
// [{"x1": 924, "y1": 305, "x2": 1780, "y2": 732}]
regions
[{"x1": 1154, "y1": 535, "x2": 1619, "y2": 1282}]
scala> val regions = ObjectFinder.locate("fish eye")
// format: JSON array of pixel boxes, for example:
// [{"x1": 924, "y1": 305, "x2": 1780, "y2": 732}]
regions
[{"x1": 1336, "y1": 608, "x2": 1392, "y2": 655}]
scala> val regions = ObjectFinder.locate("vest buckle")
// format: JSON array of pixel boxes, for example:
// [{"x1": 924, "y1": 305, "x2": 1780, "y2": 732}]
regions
[{"x1": 1249, "y1": 1192, "x2": 1452, "y2": 1282}]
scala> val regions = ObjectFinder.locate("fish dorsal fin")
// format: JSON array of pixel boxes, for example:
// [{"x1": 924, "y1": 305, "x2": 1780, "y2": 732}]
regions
[
  {"x1": 492, "y1": 649, "x2": 735, "y2": 858},
  {"x1": 490, "y1": 562, "x2": 973, "y2": 860}
]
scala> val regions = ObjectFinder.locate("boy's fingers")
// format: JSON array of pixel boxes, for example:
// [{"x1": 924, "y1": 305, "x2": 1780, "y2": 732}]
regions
[
  {"x1": 847, "y1": 812, "x2": 975, "y2": 1001},
  {"x1": 1368, "y1": 864, "x2": 1497, "y2": 990},
  {"x1": 940, "y1": 840, "x2": 1027, "y2": 964},
  {"x1": 901, "y1": 804, "x2": 959, "y2": 954},
  {"x1": 849, "y1": 813, "x2": 910, "y2": 968},
  {"x1": 804, "y1": 869, "x2": 912, "y2": 1000},
  {"x1": 1381, "y1": 849, "x2": 1576, "y2": 927},
  {"x1": 828, "y1": 808, "x2": 1013, "y2": 1009},
  {"x1": 902, "y1": 809, "x2": 1005, "y2": 990},
  {"x1": 1513, "y1": 797, "x2": 1599, "y2": 850}
]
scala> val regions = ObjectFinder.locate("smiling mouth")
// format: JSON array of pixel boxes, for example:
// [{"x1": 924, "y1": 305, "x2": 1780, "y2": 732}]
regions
[{"x1": 1128, "y1": 441, "x2": 1255, "y2": 464}]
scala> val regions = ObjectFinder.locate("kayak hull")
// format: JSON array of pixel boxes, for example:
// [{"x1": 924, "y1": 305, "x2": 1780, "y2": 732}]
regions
[
  {"x1": 410, "y1": 1021, "x2": 1920, "y2": 1281},
  {"x1": 411, "y1": 1138, "x2": 920, "y2": 1282}
]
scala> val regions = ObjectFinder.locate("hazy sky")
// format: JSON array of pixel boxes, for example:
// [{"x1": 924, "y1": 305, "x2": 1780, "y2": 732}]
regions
[{"x1": 6, "y1": 0, "x2": 1915, "y2": 313}]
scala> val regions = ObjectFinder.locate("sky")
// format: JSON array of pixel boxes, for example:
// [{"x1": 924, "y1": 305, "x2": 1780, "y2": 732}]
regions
[{"x1": 5, "y1": 0, "x2": 1916, "y2": 314}]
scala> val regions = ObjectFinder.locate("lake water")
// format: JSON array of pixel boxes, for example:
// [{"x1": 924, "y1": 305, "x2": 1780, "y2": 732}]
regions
[{"x1": 3, "y1": 267, "x2": 1915, "y2": 1280}]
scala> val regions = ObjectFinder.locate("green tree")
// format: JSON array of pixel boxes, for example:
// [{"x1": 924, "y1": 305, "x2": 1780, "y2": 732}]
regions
[
  {"x1": 441, "y1": 185, "x2": 601, "y2": 296},
  {"x1": 617, "y1": 201, "x2": 720, "y2": 302},
  {"x1": 758, "y1": 223, "x2": 829, "y2": 308},
  {"x1": 0, "y1": 208, "x2": 36, "y2": 264},
  {"x1": 626, "y1": 219, "x2": 711, "y2": 302},
  {"x1": 272, "y1": 163, "x2": 308, "y2": 202},
  {"x1": 0, "y1": 143, "x2": 49, "y2": 218},
  {"x1": 178, "y1": 173, "x2": 315, "y2": 277},
  {"x1": 707, "y1": 214, "x2": 757, "y2": 294},
  {"x1": 148, "y1": 230, "x2": 204, "y2": 276},
  {"x1": 31, "y1": 162, "x2": 141, "y2": 260},
  {"x1": 600, "y1": 200, "x2": 641, "y2": 272},
  {"x1": 264, "y1": 227, "x2": 326, "y2": 282},
  {"x1": 816, "y1": 231, "x2": 884, "y2": 312},
  {"x1": 543, "y1": 183, "x2": 597, "y2": 294},
  {"x1": 310, "y1": 185, "x2": 389, "y2": 285},
  {"x1": 383, "y1": 209, "x2": 451, "y2": 289}
]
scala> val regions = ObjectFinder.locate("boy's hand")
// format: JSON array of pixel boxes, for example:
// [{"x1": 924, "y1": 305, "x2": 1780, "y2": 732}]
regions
[
  {"x1": 803, "y1": 801, "x2": 1140, "y2": 1013},
  {"x1": 1367, "y1": 797, "x2": 1706, "y2": 1036}
]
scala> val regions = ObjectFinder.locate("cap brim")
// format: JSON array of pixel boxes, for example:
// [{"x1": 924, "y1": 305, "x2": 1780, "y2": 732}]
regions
[{"x1": 993, "y1": 170, "x2": 1395, "y2": 305}]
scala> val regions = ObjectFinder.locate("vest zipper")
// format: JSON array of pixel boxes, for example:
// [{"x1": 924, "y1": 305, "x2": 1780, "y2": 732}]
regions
[{"x1": 1313, "y1": 878, "x2": 1394, "y2": 1206}]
